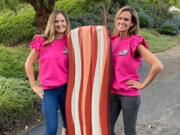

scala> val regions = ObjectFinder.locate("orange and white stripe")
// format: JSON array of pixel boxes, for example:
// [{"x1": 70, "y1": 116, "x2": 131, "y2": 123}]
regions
[{"x1": 66, "y1": 26, "x2": 110, "y2": 135}]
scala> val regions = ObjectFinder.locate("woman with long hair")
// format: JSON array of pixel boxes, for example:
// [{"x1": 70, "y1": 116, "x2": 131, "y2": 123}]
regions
[
  {"x1": 25, "y1": 10, "x2": 70, "y2": 135},
  {"x1": 110, "y1": 6, "x2": 163, "y2": 135}
]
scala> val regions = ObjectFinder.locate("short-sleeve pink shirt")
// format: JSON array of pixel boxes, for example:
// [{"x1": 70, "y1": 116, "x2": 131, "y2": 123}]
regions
[
  {"x1": 111, "y1": 34, "x2": 148, "y2": 96},
  {"x1": 30, "y1": 35, "x2": 68, "y2": 90}
]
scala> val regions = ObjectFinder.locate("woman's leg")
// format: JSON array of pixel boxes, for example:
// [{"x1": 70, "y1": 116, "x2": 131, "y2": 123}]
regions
[
  {"x1": 58, "y1": 84, "x2": 67, "y2": 135},
  {"x1": 109, "y1": 93, "x2": 121, "y2": 135},
  {"x1": 42, "y1": 89, "x2": 59, "y2": 135},
  {"x1": 121, "y1": 96, "x2": 140, "y2": 135}
]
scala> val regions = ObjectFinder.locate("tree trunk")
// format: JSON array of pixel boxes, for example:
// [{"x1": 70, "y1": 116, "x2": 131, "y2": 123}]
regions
[
  {"x1": 35, "y1": 9, "x2": 51, "y2": 34},
  {"x1": 24, "y1": 0, "x2": 55, "y2": 34},
  {"x1": 102, "y1": 4, "x2": 107, "y2": 26}
]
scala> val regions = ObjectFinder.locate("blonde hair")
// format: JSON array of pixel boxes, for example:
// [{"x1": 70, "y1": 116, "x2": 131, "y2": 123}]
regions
[
  {"x1": 44, "y1": 10, "x2": 71, "y2": 46},
  {"x1": 113, "y1": 6, "x2": 140, "y2": 36}
]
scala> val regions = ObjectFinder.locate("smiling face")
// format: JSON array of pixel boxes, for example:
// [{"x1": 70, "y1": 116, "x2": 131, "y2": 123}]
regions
[
  {"x1": 116, "y1": 11, "x2": 133, "y2": 35},
  {"x1": 54, "y1": 13, "x2": 67, "y2": 36}
]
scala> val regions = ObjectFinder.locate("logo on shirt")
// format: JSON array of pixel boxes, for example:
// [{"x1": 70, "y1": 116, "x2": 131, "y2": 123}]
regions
[
  {"x1": 118, "y1": 49, "x2": 129, "y2": 56},
  {"x1": 63, "y1": 47, "x2": 68, "y2": 54}
]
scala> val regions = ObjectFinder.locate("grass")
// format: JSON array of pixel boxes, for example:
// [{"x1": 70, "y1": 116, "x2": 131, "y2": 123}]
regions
[{"x1": 140, "y1": 28, "x2": 179, "y2": 53}]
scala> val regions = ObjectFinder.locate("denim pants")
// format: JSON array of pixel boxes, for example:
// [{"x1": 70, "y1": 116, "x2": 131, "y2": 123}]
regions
[
  {"x1": 109, "y1": 94, "x2": 140, "y2": 135},
  {"x1": 42, "y1": 84, "x2": 67, "y2": 135}
]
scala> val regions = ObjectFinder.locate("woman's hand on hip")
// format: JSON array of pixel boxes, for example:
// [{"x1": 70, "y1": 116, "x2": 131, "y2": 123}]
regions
[
  {"x1": 32, "y1": 85, "x2": 44, "y2": 99},
  {"x1": 126, "y1": 80, "x2": 145, "y2": 90}
]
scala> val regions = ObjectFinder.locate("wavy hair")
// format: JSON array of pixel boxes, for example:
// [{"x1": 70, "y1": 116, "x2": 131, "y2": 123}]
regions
[
  {"x1": 113, "y1": 6, "x2": 140, "y2": 36},
  {"x1": 43, "y1": 10, "x2": 71, "y2": 46}
]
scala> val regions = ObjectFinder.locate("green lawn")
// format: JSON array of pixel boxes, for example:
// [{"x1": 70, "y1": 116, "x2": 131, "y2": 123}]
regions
[{"x1": 140, "y1": 29, "x2": 179, "y2": 53}]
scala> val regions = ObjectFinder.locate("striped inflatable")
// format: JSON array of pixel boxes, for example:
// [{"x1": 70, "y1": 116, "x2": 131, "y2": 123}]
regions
[{"x1": 66, "y1": 26, "x2": 110, "y2": 135}]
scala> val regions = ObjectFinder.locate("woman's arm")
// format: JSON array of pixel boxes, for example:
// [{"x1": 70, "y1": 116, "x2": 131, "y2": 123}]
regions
[
  {"x1": 127, "y1": 45, "x2": 163, "y2": 89},
  {"x1": 25, "y1": 49, "x2": 44, "y2": 98}
]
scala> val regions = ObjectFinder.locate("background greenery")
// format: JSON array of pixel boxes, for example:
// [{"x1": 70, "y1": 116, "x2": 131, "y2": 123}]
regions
[
  {"x1": 0, "y1": 77, "x2": 36, "y2": 129},
  {"x1": 0, "y1": 46, "x2": 29, "y2": 79}
]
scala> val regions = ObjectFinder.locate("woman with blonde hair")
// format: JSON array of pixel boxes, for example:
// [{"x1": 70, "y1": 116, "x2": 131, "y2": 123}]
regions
[
  {"x1": 110, "y1": 6, "x2": 163, "y2": 135},
  {"x1": 25, "y1": 10, "x2": 70, "y2": 135}
]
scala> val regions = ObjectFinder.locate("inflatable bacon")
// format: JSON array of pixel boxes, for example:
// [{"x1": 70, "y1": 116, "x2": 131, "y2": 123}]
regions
[{"x1": 66, "y1": 26, "x2": 110, "y2": 135}]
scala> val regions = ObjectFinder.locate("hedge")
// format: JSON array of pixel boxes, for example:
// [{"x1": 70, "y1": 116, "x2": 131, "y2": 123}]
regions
[
  {"x1": 0, "y1": 76, "x2": 38, "y2": 131},
  {"x1": 0, "y1": 45, "x2": 30, "y2": 79},
  {"x1": 0, "y1": 11, "x2": 35, "y2": 46}
]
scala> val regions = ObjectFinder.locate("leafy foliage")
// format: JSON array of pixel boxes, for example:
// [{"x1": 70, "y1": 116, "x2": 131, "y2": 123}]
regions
[
  {"x1": 138, "y1": 10, "x2": 155, "y2": 28},
  {"x1": 0, "y1": 45, "x2": 31, "y2": 79},
  {"x1": 0, "y1": 0, "x2": 20, "y2": 13},
  {"x1": 55, "y1": 0, "x2": 88, "y2": 16},
  {"x1": 70, "y1": 13, "x2": 102, "y2": 29},
  {"x1": 133, "y1": 0, "x2": 171, "y2": 27},
  {"x1": 0, "y1": 10, "x2": 35, "y2": 45},
  {"x1": 158, "y1": 21, "x2": 179, "y2": 36},
  {"x1": 167, "y1": 17, "x2": 180, "y2": 29},
  {"x1": 0, "y1": 76, "x2": 37, "y2": 131}
]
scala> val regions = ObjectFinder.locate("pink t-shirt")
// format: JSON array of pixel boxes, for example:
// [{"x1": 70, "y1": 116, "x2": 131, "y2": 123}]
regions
[
  {"x1": 30, "y1": 35, "x2": 68, "y2": 90},
  {"x1": 111, "y1": 34, "x2": 148, "y2": 96}
]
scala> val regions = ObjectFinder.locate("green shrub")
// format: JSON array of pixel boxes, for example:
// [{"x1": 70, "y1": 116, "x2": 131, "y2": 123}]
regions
[
  {"x1": 55, "y1": 0, "x2": 88, "y2": 16},
  {"x1": 138, "y1": 10, "x2": 155, "y2": 28},
  {"x1": 158, "y1": 21, "x2": 179, "y2": 36},
  {"x1": 0, "y1": 45, "x2": 29, "y2": 79},
  {"x1": 167, "y1": 17, "x2": 180, "y2": 30},
  {"x1": 0, "y1": 11, "x2": 35, "y2": 45},
  {"x1": 107, "y1": 22, "x2": 114, "y2": 32},
  {"x1": 129, "y1": 0, "x2": 173, "y2": 29},
  {"x1": 0, "y1": 76, "x2": 38, "y2": 130},
  {"x1": 70, "y1": 20, "x2": 83, "y2": 29},
  {"x1": 171, "y1": 10, "x2": 180, "y2": 18},
  {"x1": 146, "y1": 5, "x2": 172, "y2": 29},
  {"x1": 0, "y1": 11, "x2": 14, "y2": 23},
  {"x1": 70, "y1": 13, "x2": 102, "y2": 29}
]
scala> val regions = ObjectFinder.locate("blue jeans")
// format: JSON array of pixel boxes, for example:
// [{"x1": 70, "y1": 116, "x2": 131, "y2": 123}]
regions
[
  {"x1": 109, "y1": 94, "x2": 140, "y2": 135},
  {"x1": 42, "y1": 84, "x2": 67, "y2": 135}
]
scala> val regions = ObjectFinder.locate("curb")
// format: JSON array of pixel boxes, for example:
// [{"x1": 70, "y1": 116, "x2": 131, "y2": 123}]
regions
[{"x1": 21, "y1": 120, "x2": 44, "y2": 135}]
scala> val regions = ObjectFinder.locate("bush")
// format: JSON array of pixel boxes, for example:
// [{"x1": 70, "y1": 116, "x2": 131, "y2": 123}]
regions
[
  {"x1": 0, "y1": 11, "x2": 35, "y2": 45},
  {"x1": 107, "y1": 22, "x2": 114, "y2": 32},
  {"x1": 0, "y1": 11, "x2": 14, "y2": 23},
  {"x1": 0, "y1": 76, "x2": 38, "y2": 131},
  {"x1": 70, "y1": 13, "x2": 102, "y2": 29},
  {"x1": 56, "y1": 0, "x2": 106, "y2": 29},
  {"x1": 130, "y1": 1, "x2": 156, "y2": 28},
  {"x1": 55, "y1": 0, "x2": 88, "y2": 16},
  {"x1": 167, "y1": 17, "x2": 180, "y2": 30},
  {"x1": 158, "y1": 21, "x2": 179, "y2": 36},
  {"x1": 171, "y1": 10, "x2": 180, "y2": 17},
  {"x1": 129, "y1": 0, "x2": 173, "y2": 29},
  {"x1": 70, "y1": 20, "x2": 83, "y2": 29},
  {"x1": 138, "y1": 10, "x2": 155, "y2": 28},
  {"x1": 0, "y1": 45, "x2": 30, "y2": 79}
]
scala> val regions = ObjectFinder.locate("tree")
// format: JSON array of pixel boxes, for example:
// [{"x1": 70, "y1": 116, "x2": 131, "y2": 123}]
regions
[
  {"x1": 1, "y1": 0, "x2": 56, "y2": 33},
  {"x1": 85, "y1": 0, "x2": 111, "y2": 25},
  {"x1": 108, "y1": 0, "x2": 128, "y2": 14},
  {"x1": 26, "y1": 0, "x2": 56, "y2": 33},
  {"x1": 149, "y1": 0, "x2": 178, "y2": 5},
  {"x1": 85, "y1": 0, "x2": 128, "y2": 25}
]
